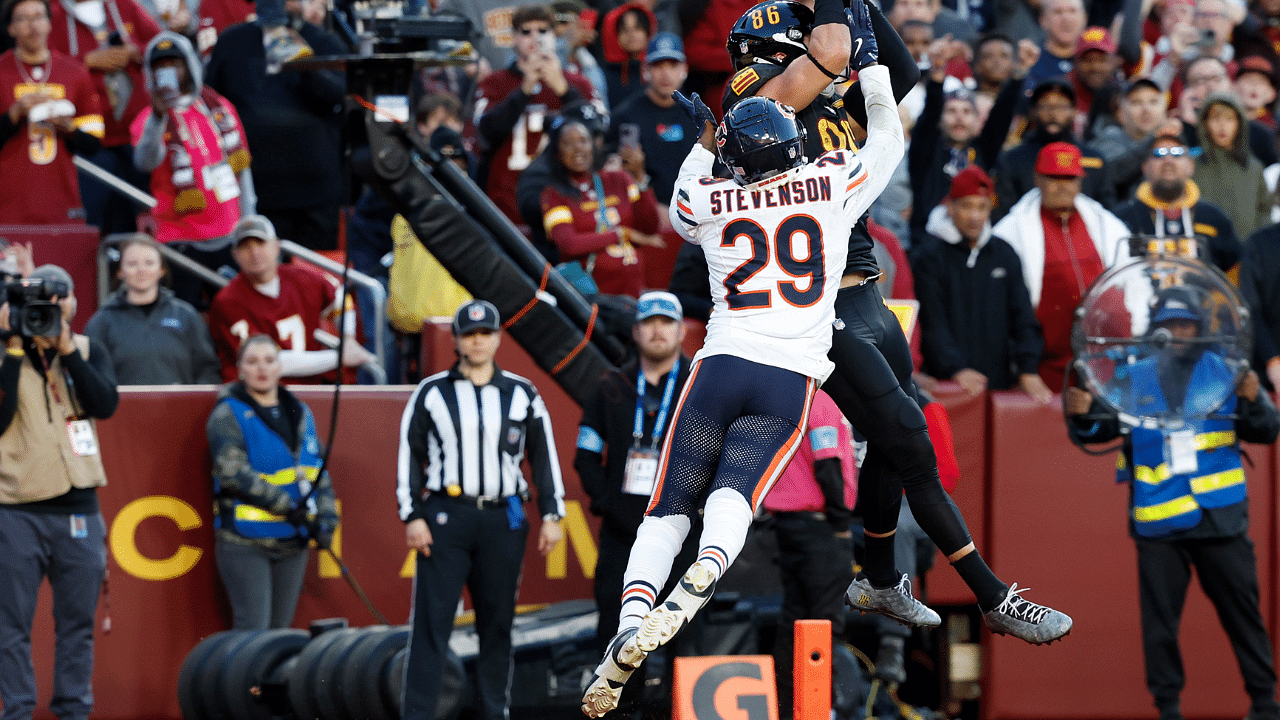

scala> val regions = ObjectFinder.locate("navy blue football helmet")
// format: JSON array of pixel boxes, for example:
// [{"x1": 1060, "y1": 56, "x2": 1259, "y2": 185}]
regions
[
  {"x1": 727, "y1": 1, "x2": 812, "y2": 72},
  {"x1": 716, "y1": 96, "x2": 807, "y2": 186}
]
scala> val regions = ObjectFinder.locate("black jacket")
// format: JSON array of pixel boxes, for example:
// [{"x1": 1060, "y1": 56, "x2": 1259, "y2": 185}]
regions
[
  {"x1": 205, "y1": 21, "x2": 348, "y2": 209},
  {"x1": 1110, "y1": 183, "x2": 1241, "y2": 272},
  {"x1": 1242, "y1": 222, "x2": 1280, "y2": 389},
  {"x1": 992, "y1": 127, "x2": 1115, "y2": 221},
  {"x1": 911, "y1": 211, "x2": 1044, "y2": 388},
  {"x1": 575, "y1": 356, "x2": 691, "y2": 537},
  {"x1": 909, "y1": 76, "x2": 1020, "y2": 237}
]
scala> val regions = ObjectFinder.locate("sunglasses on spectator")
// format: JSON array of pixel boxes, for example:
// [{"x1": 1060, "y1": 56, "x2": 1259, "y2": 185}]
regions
[{"x1": 1152, "y1": 146, "x2": 1191, "y2": 158}]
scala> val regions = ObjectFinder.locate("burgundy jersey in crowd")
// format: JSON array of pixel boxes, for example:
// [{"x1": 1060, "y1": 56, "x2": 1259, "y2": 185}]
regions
[
  {"x1": 47, "y1": 0, "x2": 160, "y2": 147},
  {"x1": 472, "y1": 67, "x2": 602, "y2": 225},
  {"x1": 208, "y1": 263, "x2": 339, "y2": 381},
  {"x1": 0, "y1": 50, "x2": 104, "y2": 223},
  {"x1": 541, "y1": 169, "x2": 658, "y2": 298}
]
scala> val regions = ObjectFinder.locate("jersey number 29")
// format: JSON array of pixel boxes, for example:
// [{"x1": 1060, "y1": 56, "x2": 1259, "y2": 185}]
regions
[{"x1": 721, "y1": 215, "x2": 825, "y2": 310}]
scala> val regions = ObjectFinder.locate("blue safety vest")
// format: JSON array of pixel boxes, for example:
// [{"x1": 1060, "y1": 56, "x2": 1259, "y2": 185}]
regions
[
  {"x1": 213, "y1": 396, "x2": 322, "y2": 539},
  {"x1": 1119, "y1": 353, "x2": 1245, "y2": 538}
]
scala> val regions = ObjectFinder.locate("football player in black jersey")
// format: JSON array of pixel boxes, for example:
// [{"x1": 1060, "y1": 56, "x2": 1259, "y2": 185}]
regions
[{"x1": 723, "y1": 0, "x2": 1073, "y2": 645}]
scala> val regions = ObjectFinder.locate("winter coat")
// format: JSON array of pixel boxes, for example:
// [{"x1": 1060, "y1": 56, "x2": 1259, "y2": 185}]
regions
[
  {"x1": 85, "y1": 286, "x2": 221, "y2": 385},
  {"x1": 1192, "y1": 91, "x2": 1272, "y2": 240},
  {"x1": 912, "y1": 205, "x2": 1044, "y2": 389}
]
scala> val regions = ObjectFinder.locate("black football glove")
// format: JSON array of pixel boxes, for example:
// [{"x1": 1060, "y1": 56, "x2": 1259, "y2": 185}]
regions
[
  {"x1": 672, "y1": 91, "x2": 716, "y2": 130},
  {"x1": 847, "y1": 1, "x2": 880, "y2": 71}
]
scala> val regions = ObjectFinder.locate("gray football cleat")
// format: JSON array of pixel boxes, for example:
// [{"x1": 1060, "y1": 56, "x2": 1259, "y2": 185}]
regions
[
  {"x1": 634, "y1": 561, "x2": 718, "y2": 652},
  {"x1": 581, "y1": 627, "x2": 646, "y2": 718},
  {"x1": 845, "y1": 574, "x2": 942, "y2": 628},
  {"x1": 982, "y1": 583, "x2": 1072, "y2": 644}
]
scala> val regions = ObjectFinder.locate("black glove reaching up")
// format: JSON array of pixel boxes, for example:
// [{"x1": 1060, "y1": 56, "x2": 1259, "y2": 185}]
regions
[
  {"x1": 847, "y1": 0, "x2": 880, "y2": 71},
  {"x1": 672, "y1": 91, "x2": 716, "y2": 131}
]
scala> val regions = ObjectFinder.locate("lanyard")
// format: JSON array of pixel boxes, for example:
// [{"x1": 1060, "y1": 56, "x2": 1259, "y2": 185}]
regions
[
  {"x1": 1153, "y1": 206, "x2": 1193, "y2": 240},
  {"x1": 633, "y1": 358, "x2": 679, "y2": 450},
  {"x1": 593, "y1": 173, "x2": 609, "y2": 232}
]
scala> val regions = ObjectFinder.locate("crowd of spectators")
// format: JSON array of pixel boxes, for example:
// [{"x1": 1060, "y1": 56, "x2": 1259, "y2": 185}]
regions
[{"x1": 3, "y1": 0, "x2": 1280, "y2": 393}]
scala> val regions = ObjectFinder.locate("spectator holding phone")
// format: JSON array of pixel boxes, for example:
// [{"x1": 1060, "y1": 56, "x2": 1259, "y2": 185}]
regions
[
  {"x1": 607, "y1": 32, "x2": 697, "y2": 211},
  {"x1": 131, "y1": 31, "x2": 254, "y2": 308}
]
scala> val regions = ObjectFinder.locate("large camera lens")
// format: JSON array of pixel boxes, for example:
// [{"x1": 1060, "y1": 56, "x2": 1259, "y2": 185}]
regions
[{"x1": 19, "y1": 302, "x2": 61, "y2": 338}]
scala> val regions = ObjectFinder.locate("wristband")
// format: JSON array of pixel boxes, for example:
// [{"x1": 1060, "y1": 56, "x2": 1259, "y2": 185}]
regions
[
  {"x1": 6, "y1": 347, "x2": 23, "y2": 358},
  {"x1": 812, "y1": 0, "x2": 846, "y2": 27},
  {"x1": 542, "y1": 512, "x2": 562, "y2": 523}
]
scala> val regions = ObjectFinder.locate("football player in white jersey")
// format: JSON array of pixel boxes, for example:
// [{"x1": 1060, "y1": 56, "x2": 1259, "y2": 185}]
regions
[{"x1": 581, "y1": 4, "x2": 903, "y2": 717}]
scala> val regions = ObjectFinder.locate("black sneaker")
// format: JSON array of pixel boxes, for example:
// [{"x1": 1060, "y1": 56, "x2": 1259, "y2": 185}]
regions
[{"x1": 982, "y1": 583, "x2": 1072, "y2": 644}]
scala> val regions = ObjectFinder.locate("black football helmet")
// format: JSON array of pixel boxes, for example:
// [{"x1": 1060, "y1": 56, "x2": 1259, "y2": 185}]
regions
[
  {"x1": 716, "y1": 96, "x2": 807, "y2": 186},
  {"x1": 726, "y1": 1, "x2": 813, "y2": 72}
]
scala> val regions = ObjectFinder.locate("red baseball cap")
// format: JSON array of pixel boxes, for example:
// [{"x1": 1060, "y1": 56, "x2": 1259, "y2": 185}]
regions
[
  {"x1": 1076, "y1": 26, "x2": 1117, "y2": 56},
  {"x1": 1036, "y1": 142, "x2": 1086, "y2": 177},
  {"x1": 947, "y1": 165, "x2": 995, "y2": 200}
]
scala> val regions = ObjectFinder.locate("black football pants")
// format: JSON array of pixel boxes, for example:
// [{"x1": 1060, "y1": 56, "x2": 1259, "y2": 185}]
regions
[{"x1": 822, "y1": 281, "x2": 972, "y2": 556}]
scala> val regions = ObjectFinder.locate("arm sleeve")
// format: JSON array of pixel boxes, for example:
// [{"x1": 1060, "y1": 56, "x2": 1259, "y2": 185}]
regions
[
  {"x1": 66, "y1": 128, "x2": 101, "y2": 156},
  {"x1": 397, "y1": 384, "x2": 432, "y2": 523},
  {"x1": 573, "y1": 387, "x2": 609, "y2": 515},
  {"x1": 842, "y1": 65, "x2": 904, "y2": 222},
  {"x1": 908, "y1": 78, "x2": 943, "y2": 183},
  {"x1": 64, "y1": 341, "x2": 119, "y2": 419},
  {"x1": 0, "y1": 113, "x2": 19, "y2": 148},
  {"x1": 278, "y1": 349, "x2": 340, "y2": 377},
  {"x1": 1116, "y1": 0, "x2": 1145, "y2": 65},
  {"x1": 841, "y1": 0, "x2": 919, "y2": 129},
  {"x1": 524, "y1": 390, "x2": 567, "y2": 518},
  {"x1": 0, "y1": 353, "x2": 25, "y2": 434},
  {"x1": 187, "y1": 311, "x2": 223, "y2": 384},
  {"x1": 238, "y1": 168, "x2": 257, "y2": 216},
  {"x1": 668, "y1": 145, "x2": 716, "y2": 242},
  {"x1": 974, "y1": 79, "x2": 1021, "y2": 170},
  {"x1": 813, "y1": 457, "x2": 851, "y2": 527},
  {"x1": 630, "y1": 185, "x2": 660, "y2": 234},
  {"x1": 132, "y1": 112, "x2": 167, "y2": 172},
  {"x1": 207, "y1": 402, "x2": 294, "y2": 514},
  {"x1": 476, "y1": 85, "x2": 533, "y2": 147}
]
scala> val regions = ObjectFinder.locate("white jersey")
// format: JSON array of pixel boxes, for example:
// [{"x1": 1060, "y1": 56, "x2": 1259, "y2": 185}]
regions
[
  {"x1": 670, "y1": 145, "x2": 870, "y2": 382},
  {"x1": 667, "y1": 64, "x2": 905, "y2": 383}
]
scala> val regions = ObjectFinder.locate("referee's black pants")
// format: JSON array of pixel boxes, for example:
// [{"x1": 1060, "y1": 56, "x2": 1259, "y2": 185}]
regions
[
  {"x1": 822, "y1": 281, "x2": 972, "y2": 555},
  {"x1": 402, "y1": 496, "x2": 529, "y2": 720},
  {"x1": 1136, "y1": 533, "x2": 1280, "y2": 715}
]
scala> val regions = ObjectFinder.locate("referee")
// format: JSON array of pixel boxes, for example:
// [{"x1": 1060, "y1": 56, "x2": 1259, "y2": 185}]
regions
[{"x1": 397, "y1": 299, "x2": 566, "y2": 720}]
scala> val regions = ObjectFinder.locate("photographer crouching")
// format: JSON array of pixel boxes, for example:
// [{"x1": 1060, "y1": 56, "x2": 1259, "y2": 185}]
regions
[{"x1": 0, "y1": 264, "x2": 119, "y2": 720}]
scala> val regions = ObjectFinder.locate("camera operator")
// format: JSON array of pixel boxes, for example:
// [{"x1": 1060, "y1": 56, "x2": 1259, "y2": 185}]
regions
[{"x1": 0, "y1": 263, "x2": 119, "y2": 720}]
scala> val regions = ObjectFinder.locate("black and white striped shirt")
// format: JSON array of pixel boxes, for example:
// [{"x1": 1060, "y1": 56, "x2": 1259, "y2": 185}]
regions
[{"x1": 397, "y1": 365, "x2": 566, "y2": 523}]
